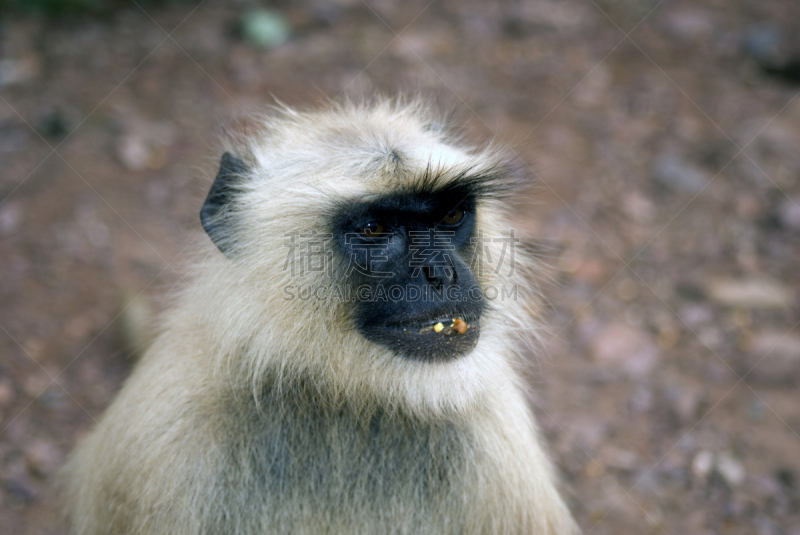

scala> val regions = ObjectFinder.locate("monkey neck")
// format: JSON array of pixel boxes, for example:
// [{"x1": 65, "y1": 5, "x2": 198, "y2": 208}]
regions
[
  {"x1": 206, "y1": 365, "x2": 545, "y2": 533},
  {"x1": 217, "y1": 374, "x2": 473, "y2": 511},
  {"x1": 250, "y1": 372, "x2": 458, "y2": 428}
]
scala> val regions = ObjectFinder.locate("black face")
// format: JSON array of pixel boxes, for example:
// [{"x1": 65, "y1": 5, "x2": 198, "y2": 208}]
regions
[{"x1": 332, "y1": 184, "x2": 486, "y2": 362}]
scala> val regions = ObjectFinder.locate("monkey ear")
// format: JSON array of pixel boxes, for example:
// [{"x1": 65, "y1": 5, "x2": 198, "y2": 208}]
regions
[{"x1": 201, "y1": 152, "x2": 249, "y2": 256}]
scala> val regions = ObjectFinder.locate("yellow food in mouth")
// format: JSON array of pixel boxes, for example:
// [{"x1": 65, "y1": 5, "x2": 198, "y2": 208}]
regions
[
  {"x1": 452, "y1": 318, "x2": 467, "y2": 334},
  {"x1": 419, "y1": 318, "x2": 470, "y2": 335}
]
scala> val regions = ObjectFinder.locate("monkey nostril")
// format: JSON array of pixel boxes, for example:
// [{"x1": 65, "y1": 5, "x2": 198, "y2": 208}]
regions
[
  {"x1": 425, "y1": 267, "x2": 441, "y2": 289},
  {"x1": 446, "y1": 257, "x2": 458, "y2": 285},
  {"x1": 424, "y1": 265, "x2": 457, "y2": 288}
]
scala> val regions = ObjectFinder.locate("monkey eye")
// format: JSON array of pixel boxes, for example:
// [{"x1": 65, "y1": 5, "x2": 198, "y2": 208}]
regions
[
  {"x1": 361, "y1": 222, "x2": 386, "y2": 237},
  {"x1": 441, "y1": 207, "x2": 465, "y2": 226}
]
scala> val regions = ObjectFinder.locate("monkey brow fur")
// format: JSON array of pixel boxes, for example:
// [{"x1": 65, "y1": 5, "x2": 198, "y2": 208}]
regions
[{"x1": 397, "y1": 159, "x2": 524, "y2": 201}]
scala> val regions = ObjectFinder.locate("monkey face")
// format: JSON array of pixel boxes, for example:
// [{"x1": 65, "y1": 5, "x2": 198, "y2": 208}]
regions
[{"x1": 331, "y1": 185, "x2": 486, "y2": 362}]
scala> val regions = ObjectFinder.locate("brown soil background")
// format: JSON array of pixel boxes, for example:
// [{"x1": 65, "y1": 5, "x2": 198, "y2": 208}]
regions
[{"x1": 1, "y1": 1, "x2": 799, "y2": 533}]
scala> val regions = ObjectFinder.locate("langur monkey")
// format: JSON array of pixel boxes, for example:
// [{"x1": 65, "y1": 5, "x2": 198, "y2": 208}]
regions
[{"x1": 62, "y1": 99, "x2": 577, "y2": 534}]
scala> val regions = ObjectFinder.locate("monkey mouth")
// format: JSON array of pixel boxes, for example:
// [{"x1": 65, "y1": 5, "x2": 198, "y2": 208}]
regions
[
  {"x1": 385, "y1": 313, "x2": 479, "y2": 333},
  {"x1": 366, "y1": 315, "x2": 481, "y2": 362},
  {"x1": 415, "y1": 317, "x2": 471, "y2": 335}
]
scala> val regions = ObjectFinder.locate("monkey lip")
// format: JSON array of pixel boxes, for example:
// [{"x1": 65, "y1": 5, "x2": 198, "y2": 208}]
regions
[
  {"x1": 369, "y1": 316, "x2": 481, "y2": 362},
  {"x1": 386, "y1": 316, "x2": 478, "y2": 333}
]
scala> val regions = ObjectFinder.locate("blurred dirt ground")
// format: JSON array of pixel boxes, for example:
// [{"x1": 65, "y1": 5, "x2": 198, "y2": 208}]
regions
[{"x1": 1, "y1": 1, "x2": 799, "y2": 533}]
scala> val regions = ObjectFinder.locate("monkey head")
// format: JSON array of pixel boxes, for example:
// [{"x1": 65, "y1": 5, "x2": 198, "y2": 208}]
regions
[{"x1": 196, "y1": 100, "x2": 534, "y2": 419}]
